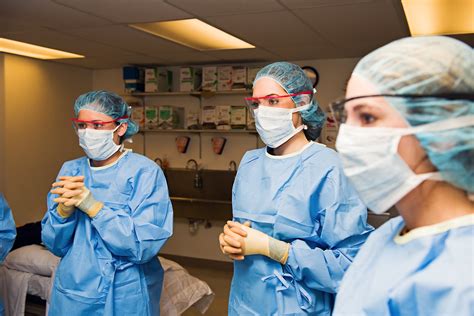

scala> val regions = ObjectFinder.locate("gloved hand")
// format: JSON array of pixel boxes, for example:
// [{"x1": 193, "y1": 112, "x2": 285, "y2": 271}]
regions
[
  {"x1": 51, "y1": 176, "x2": 103, "y2": 218},
  {"x1": 219, "y1": 221, "x2": 251, "y2": 260},
  {"x1": 225, "y1": 221, "x2": 290, "y2": 264}
]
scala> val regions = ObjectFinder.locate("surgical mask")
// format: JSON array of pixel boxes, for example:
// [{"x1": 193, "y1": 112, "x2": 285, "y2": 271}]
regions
[
  {"x1": 335, "y1": 116, "x2": 473, "y2": 214},
  {"x1": 77, "y1": 124, "x2": 123, "y2": 161},
  {"x1": 255, "y1": 103, "x2": 311, "y2": 148}
]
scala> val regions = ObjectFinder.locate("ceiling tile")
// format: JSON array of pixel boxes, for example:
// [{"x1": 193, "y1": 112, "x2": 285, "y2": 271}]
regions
[
  {"x1": 0, "y1": 17, "x2": 37, "y2": 34},
  {"x1": 166, "y1": 0, "x2": 285, "y2": 17},
  {"x1": 54, "y1": 0, "x2": 191, "y2": 23},
  {"x1": 292, "y1": 1, "x2": 409, "y2": 56},
  {"x1": 0, "y1": 0, "x2": 111, "y2": 30},
  {"x1": 1, "y1": 28, "x2": 137, "y2": 58},
  {"x1": 205, "y1": 11, "x2": 339, "y2": 59},
  {"x1": 64, "y1": 25, "x2": 221, "y2": 62},
  {"x1": 279, "y1": 0, "x2": 375, "y2": 9}
]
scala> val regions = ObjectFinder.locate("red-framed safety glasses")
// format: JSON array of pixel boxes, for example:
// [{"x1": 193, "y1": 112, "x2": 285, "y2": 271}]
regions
[
  {"x1": 245, "y1": 90, "x2": 313, "y2": 110},
  {"x1": 71, "y1": 115, "x2": 128, "y2": 130}
]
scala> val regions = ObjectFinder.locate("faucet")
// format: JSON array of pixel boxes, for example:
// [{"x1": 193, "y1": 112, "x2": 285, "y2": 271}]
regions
[
  {"x1": 186, "y1": 159, "x2": 203, "y2": 189},
  {"x1": 186, "y1": 159, "x2": 198, "y2": 171},
  {"x1": 154, "y1": 157, "x2": 163, "y2": 168},
  {"x1": 228, "y1": 160, "x2": 237, "y2": 172}
]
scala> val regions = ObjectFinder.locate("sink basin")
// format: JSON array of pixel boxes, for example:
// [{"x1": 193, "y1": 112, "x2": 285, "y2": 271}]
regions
[{"x1": 164, "y1": 168, "x2": 236, "y2": 220}]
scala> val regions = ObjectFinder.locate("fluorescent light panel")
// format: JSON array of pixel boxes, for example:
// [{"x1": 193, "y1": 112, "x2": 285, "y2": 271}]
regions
[
  {"x1": 130, "y1": 18, "x2": 255, "y2": 51},
  {"x1": 0, "y1": 38, "x2": 84, "y2": 60},
  {"x1": 401, "y1": 0, "x2": 474, "y2": 36}
]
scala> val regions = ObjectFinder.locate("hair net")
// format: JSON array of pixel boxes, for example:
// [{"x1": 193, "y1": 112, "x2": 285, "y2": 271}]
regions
[
  {"x1": 353, "y1": 36, "x2": 474, "y2": 193},
  {"x1": 74, "y1": 90, "x2": 139, "y2": 140},
  {"x1": 255, "y1": 62, "x2": 326, "y2": 140}
]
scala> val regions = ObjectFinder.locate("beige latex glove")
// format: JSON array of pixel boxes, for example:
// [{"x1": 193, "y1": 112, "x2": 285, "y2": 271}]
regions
[
  {"x1": 51, "y1": 176, "x2": 103, "y2": 218},
  {"x1": 219, "y1": 221, "x2": 251, "y2": 260},
  {"x1": 226, "y1": 221, "x2": 290, "y2": 264}
]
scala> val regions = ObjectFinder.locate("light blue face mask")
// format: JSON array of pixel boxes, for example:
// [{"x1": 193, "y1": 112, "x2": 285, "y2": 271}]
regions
[
  {"x1": 77, "y1": 124, "x2": 123, "y2": 161},
  {"x1": 254, "y1": 103, "x2": 311, "y2": 148}
]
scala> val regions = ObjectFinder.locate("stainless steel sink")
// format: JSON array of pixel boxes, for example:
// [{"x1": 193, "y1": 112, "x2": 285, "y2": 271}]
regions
[{"x1": 164, "y1": 168, "x2": 236, "y2": 220}]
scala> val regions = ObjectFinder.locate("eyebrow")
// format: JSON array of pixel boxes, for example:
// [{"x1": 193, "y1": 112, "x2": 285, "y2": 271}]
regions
[{"x1": 352, "y1": 103, "x2": 384, "y2": 114}]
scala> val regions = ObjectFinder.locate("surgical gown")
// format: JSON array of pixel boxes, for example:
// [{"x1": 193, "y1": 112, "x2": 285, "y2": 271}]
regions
[
  {"x1": 333, "y1": 214, "x2": 474, "y2": 316},
  {"x1": 229, "y1": 142, "x2": 373, "y2": 315},
  {"x1": 0, "y1": 194, "x2": 16, "y2": 316},
  {"x1": 42, "y1": 151, "x2": 173, "y2": 316}
]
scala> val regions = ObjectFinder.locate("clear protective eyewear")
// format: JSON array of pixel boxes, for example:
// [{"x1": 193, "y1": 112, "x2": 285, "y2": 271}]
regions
[
  {"x1": 71, "y1": 115, "x2": 128, "y2": 130},
  {"x1": 329, "y1": 93, "x2": 474, "y2": 125},
  {"x1": 245, "y1": 90, "x2": 314, "y2": 114}
]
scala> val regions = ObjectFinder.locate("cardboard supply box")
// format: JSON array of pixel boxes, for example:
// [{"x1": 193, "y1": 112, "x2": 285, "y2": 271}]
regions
[
  {"x1": 217, "y1": 66, "x2": 233, "y2": 91},
  {"x1": 202, "y1": 66, "x2": 218, "y2": 92},
  {"x1": 180, "y1": 67, "x2": 201, "y2": 92},
  {"x1": 186, "y1": 111, "x2": 200, "y2": 129},
  {"x1": 144, "y1": 68, "x2": 158, "y2": 92},
  {"x1": 123, "y1": 66, "x2": 144, "y2": 93},
  {"x1": 129, "y1": 102, "x2": 145, "y2": 129},
  {"x1": 246, "y1": 66, "x2": 261, "y2": 88},
  {"x1": 216, "y1": 105, "x2": 231, "y2": 130},
  {"x1": 230, "y1": 106, "x2": 247, "y2": 129},
  {"x1": 202, "y1": 105, "x2": 217, "y2": 129},
  {"x1": 145, "y1": 106, "x2": 158, "y2": 130},
  {"x1": 232, "y1": 67, "x2": 247, "y2": 90},
  {"x1": 158, "y1": 106, "x2": 185, "y2": 129}
]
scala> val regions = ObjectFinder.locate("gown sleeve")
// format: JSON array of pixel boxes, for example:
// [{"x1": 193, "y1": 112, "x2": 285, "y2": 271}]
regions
[
  {"x1": 284, "y1": 166, "x2": 374, "y2": 293},
  {"x1": 0, "y1": 194, "x2": 16, "y2": 262},
  {"x1": 41, "y1": 163, "x2": 80, "y2": 257},
  {"x1": 90, "y1": 166, "x2": 173, "y2": 264}
]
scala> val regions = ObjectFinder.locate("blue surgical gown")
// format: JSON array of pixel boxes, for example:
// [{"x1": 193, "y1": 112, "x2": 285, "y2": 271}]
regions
[
  {"x1": 0, "y1": 193, "x2": 16, "y2": 316},
  {"x1": 41, "y1": 151, "x2": 173, "y2": 316},
  {"x1": 333, "y1": 214, "x2": 474, "y2": 316},
  {"x1": 229, "y1": 143, "x2": 373, "y2": 315}
]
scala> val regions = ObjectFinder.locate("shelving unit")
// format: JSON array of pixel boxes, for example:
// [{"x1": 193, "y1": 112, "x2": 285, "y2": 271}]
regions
[{"x1": 126, "y1": 89, "x2": 260, "y2": 158}]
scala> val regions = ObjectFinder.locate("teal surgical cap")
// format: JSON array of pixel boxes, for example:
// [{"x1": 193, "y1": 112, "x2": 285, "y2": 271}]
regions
[
  {"x1": 74, "y1": 90, "x2": 139, "y2": 140},
  {"x1": 255, "y1": 62, "x2": 326, "y2": 140},
  {"x1": 353, "y1": 36, "x2": 474, "y2": 193}
]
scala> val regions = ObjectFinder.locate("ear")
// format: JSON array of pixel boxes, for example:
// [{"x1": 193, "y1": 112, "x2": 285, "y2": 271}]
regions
[{"x1": 117, "y1": 123, "x2": 128, "y2": 137}]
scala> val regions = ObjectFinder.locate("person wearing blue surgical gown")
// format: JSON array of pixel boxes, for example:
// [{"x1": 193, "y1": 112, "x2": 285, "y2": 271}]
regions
[
  {"x1": 219, "y1": 62, "x2": 373, "y2": 315},
  {"x1": 332, "y1": 36, "x2": 474, "y2": 315},
  {"x1": 42, "y1": 91, "x2": 173, "y2": 316},
  {"x1": 0, "y1": 193, "x2": 16, "y2": 316}
]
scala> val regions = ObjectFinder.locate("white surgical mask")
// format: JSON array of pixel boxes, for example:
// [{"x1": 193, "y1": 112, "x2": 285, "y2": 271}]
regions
[
  {"x1": 255, "y1": 103, "x2": 311, "y2": 148},
  {"x1": 78, "y1": 124, "x2": 123, "y2": 161},
  {"x1": 335, "y1": 115, "x2": 474, "y2": 214}
]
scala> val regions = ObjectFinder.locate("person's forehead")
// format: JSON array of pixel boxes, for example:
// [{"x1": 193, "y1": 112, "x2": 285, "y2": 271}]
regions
[
  {"x1": 252, "y1": 77, "x2": 286, "y2": 97},
  {"x1": 77, "y1": 109, "x2": 113, "y2": 121}
]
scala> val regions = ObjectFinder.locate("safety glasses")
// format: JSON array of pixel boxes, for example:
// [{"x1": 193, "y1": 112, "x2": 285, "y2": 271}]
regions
[
  {"x1": 71, "y1": 116, "x2": 128, "y2": 130},
  {"x1": 245, "y1": 90, "x2": 313, "y2": 111},
  {"x1": 329, "y1": 93, "x2": 474, "y2": 125}
]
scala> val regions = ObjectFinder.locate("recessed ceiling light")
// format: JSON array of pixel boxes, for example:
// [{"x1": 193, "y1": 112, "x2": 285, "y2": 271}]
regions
[
  {"x1": 0, "y1": 38, "x2": 84, "y2": 60},
  {"x1": 130, "y1": 18, "x2": 255, "y2": 51},
  {"x1": 402, "y1": 0, "x2": 474, "y2": 36}
]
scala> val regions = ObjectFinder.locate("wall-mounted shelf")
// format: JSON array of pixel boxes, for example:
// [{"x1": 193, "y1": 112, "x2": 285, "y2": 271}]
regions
[
  {"x1": 140, "y1": 129, "x2": 257, "y2": 134},
  {"x1": 124, "y1": 90, "x2": 251, "y2": 98},
  {"x1": 127, "y1": 89, "x2": 258, "y2": 158}
]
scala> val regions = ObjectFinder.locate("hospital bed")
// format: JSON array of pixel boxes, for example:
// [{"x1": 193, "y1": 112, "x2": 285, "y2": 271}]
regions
[{"x1": 0, "y1": 245, "x2": 214, "y2": 316}]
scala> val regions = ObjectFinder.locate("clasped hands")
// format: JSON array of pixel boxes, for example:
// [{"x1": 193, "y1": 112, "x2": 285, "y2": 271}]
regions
[
  {"x1": 219, "y1": 220, "x2": 290, "y2": 264},
  {"x1": 50, "y1": 176, "x2": 102, "y2": 218}
]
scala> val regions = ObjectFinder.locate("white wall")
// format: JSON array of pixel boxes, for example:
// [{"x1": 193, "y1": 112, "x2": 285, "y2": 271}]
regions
[
  {"x1": 93, "y1": 58, "x2": 359, "y2": 261},
  {"x1": 1, "y1": 53, "x2": 92, "y2": 226}
]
